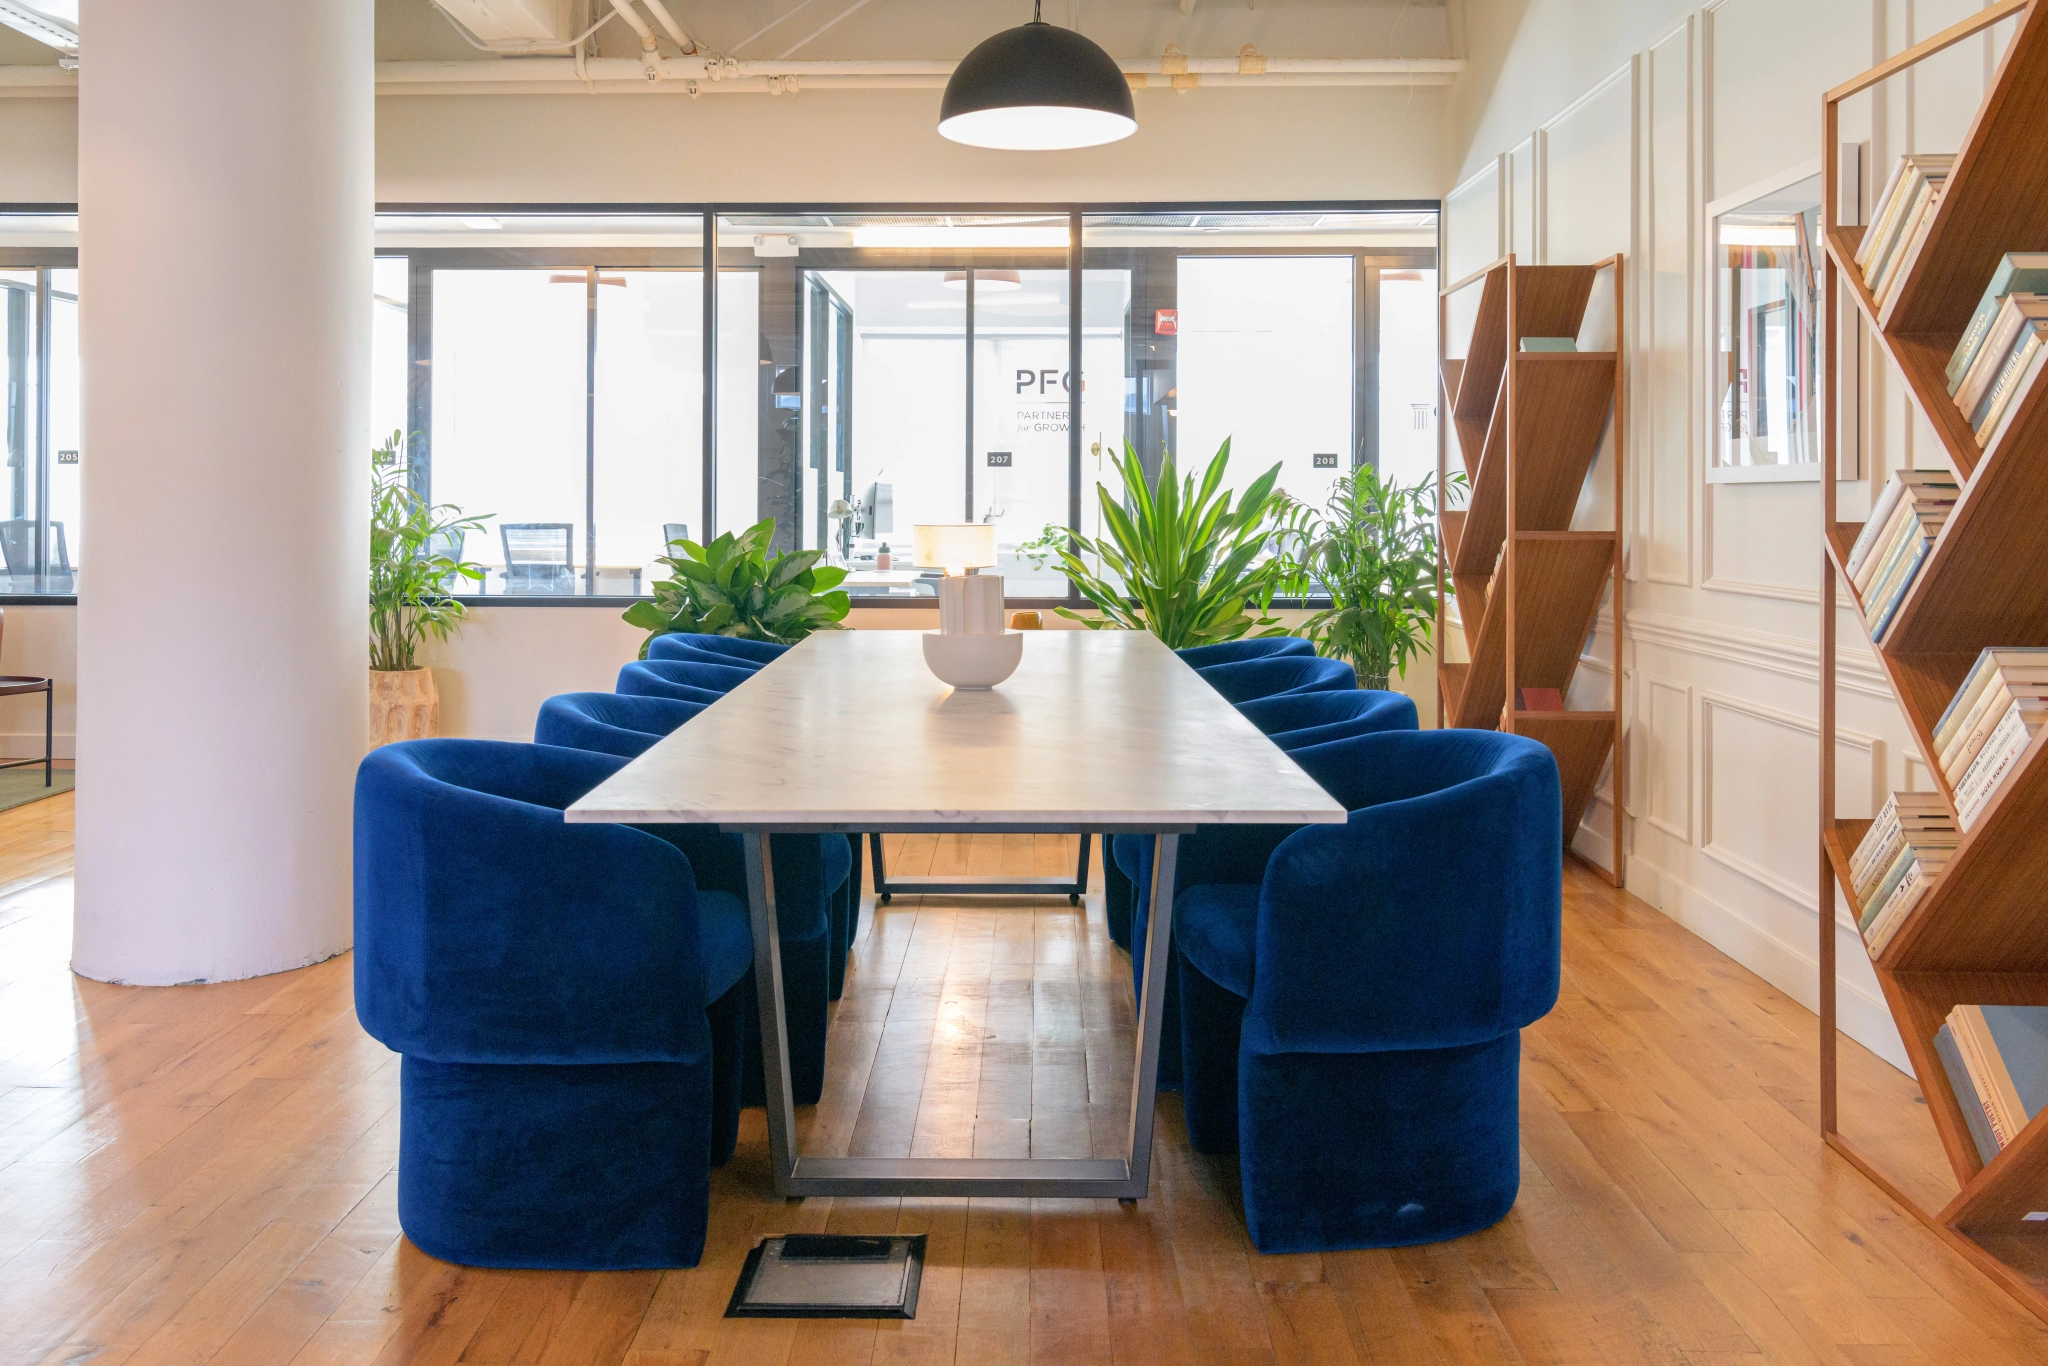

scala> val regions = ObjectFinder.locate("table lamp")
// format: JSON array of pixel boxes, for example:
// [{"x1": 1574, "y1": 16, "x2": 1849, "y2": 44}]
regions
[{"x1": 913, "y1": 522, "x2": 1022, "y2": 688}]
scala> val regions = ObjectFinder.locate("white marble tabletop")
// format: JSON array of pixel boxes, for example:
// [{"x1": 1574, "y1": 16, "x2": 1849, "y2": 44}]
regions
[{"x1": 566, "y1": 629, "x2": 1348, "y2": 830}]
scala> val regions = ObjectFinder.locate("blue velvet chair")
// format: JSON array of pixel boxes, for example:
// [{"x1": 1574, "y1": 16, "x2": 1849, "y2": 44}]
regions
[
  {"x1": 1173, "y1": 729, "x2": 1562, "y2": 1253},
  {"x1": 353, "y1": 739, "x2": 754, "y2": 1270},
  {"x1": 616, "y1": 660, "x2": 729, "y2": 706},
  {"x1": 626, "y1": 656, "x2": 756, "y2": 696},
  {"x1": 649, "y1": 633, "x2": 790, "y2": 667},
  {"x1": 535, "y1": 691, "x2": 705, "y2": 759},
  {"x1": 1175, "y1": 637, "x2": 1315, "y2": 669},
  {"x1": 530, "y1": 693, "x2": 855, "y2": 1095},
  {"x1": 1197, "y1": 654, "x2": 1355, "y2": 705},
  {"x1": 1269, "y1": 692, "x2": 1419, "y2": 749},
  {"x1": 1236, "y1": 687, "x2": 1401, "y2": 738}
]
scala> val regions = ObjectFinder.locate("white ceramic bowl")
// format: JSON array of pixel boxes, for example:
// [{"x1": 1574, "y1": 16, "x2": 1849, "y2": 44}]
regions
[{"x1": 921, "y1": 630, "x2": 1024, "y2": 689}]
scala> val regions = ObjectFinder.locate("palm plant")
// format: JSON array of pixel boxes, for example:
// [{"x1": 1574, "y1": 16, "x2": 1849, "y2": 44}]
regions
[
  {"x1": 369, "y1": 432, "x2": 488, "y2": 673},
  {"x1": 1277, "y1": 463, "x2": 1457, "y2": 689},
  {"x1": 1047, "y1": 439, "x2": 1302, "y2": 649},
  {"x1": 624, "y1": 518, "x2": 849, "y2": 657}
]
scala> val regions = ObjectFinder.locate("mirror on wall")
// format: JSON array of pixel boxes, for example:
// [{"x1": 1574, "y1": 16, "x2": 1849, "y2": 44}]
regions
[{"x1": 1712, "y1": 173, "x2": 1823, "y2": 472}]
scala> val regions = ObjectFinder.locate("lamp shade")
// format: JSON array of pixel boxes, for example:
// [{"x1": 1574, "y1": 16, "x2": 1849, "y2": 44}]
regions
[
  {"x1": 938, "y1": 18, "x2": 1137, "y2": 151},
  {"x1": 914, "y1": 522, "x2": 997, "y2": 573}
]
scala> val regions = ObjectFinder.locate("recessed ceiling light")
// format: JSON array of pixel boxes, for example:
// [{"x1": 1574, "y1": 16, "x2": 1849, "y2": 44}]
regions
[
  {"x1": 942, "y1": 270, "x2": 1024, "y2": 291},
  {"x1": 461, "y1": 217, "x2": 502, "y2": 230}
]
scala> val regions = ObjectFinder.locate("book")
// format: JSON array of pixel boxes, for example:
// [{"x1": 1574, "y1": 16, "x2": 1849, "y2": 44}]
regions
[
  {"x1": 1845, "y1": 470, "x2": 1958, "y2": 580},
  {"x1": 1979, "y1": 330, "x2": 2048, "y2": 450},
  {"x1": 1943, "y1": 681, "x2": 2048, "y2": 780},
  {"x1": 1949, "y1": 1005, "x2": 2048, "y2": 1147},
  {"x1": 1864, "y1": 844, "x2": 1955, "y2": 954},
  {"x1": 1867, "y1": 535, "x2": 1932, "y2": 640},
  {"x1": 1858, "y1": 155, "x2": 1954, "y2": 287},
  {"x1": 1935, "y1": 1022, "x2": 2004, "y2": 1165},
  {"x1": 1956, "y1": 700, "x2": 2046, "y2": 829},
  {"x1": 1850, "y1": 791, "x2": 1950, "y2": 889},
  {"x1": 1852, "y1": 802, "x2": 1956, "y2": 907},
  {"x1": 1871, "y1": 176, "x2": 1948, "y2": 305},
  {"x1": 1948, "y1": 254, "x2": 2048, "y2": 391},
  {"x1": 1854, "y1": 154, "x2": 1915, "y2": 269},
  {"x1": 1956, "y1": 295, "x2": 2048, "y2": 418},
  {"x1": 1519, "y1": 338, "x2": 1577, "y2": 353},
  {"x1": 1932, "y1": 649, "x2": 2048, "y2": 753},
  {"x1": 1515, "y1": 687, "x2": 1565, "y2": 711},
  {"x1": 1967, "y1": 321, "x2": 2048, "y2": 433}
]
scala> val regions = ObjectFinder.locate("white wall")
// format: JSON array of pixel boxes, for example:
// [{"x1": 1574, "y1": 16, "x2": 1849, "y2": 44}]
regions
[{"x1": 1446, "y1": 0, "x2": 2021, "y2": 1073}]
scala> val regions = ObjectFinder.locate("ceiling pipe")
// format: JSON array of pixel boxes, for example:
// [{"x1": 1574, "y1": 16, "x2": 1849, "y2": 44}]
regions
[
  {"x1": 0, "y1": 55, "x2": 1464, "y2": 97},
  {"x1": 605, "y1": 0, "x2": 661, "y2": 77},
  {"x1": 636, "y1": 0, "x2": 697, "y2": 55}
]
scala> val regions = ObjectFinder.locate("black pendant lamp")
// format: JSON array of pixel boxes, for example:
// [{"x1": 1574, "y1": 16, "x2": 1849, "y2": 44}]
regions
[{"x1": 938, "y1": 1, "x2": 1137, "y2": 151}]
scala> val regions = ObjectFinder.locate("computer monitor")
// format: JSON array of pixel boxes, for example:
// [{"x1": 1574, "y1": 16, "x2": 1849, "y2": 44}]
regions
[{"x1": 861, "y1": 483, "x2": 893, "y2": 538}]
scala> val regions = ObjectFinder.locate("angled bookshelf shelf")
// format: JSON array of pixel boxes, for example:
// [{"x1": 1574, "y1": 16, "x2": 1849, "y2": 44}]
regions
[
  {"x1": 1436, "y1": 256, "x2": 1625, "y2": 877},
  {"x1": 1817, "y1": 0, "x2": 2048, "y2": 1323}
]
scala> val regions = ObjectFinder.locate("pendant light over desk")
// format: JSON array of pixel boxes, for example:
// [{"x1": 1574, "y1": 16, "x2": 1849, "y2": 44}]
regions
[{"x1": 938, "y1": 1, "x2": 1137, "y2": 151}]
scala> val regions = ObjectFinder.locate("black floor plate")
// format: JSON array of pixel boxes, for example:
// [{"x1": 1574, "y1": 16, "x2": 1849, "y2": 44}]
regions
[{"x1": 725, "y1": 1234, "x2": 927, "y2": 1319}]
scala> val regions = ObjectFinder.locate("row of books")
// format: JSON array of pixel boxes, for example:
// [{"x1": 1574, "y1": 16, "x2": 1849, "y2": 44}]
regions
[
  {"x1": 1849, "y1": 791, "x2": 1957, "y2": 956},
  {"x1": 1934, "y1": 647, "x2": 2048, "y2": 830},
  {"x1": 1856, "y1": 154, "x2": 1953, "y2": 310},
  {"x1": 1934, "y1": 1004, "x2": 2048, "y2": 1161},
  {"x1": 1841, "y1": 469, "x2": 1959, "y2": 640},
  {"x1": 1945, "y1": 255, "x2": 2048, "y2": 448}
]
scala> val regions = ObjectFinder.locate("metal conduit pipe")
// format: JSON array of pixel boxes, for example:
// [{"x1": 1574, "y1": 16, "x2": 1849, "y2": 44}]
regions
[{"x1": 0, "y1": 56, "x2": 1464, "y2": 96}]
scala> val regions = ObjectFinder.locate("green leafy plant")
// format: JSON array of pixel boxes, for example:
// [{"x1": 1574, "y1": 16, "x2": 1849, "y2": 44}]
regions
[
  {"x1": 624, "y1": 518, "x2": 850, "y2": 657},
  {"x1": 370, "y1": 432, "x2": 488, "y2": 673},
  {"x1": 1014, "y1": 521, "x2": 1072, "y2": 571},
  {"x1": 1046, "y1": 438, "x2": 1303, "y2": 649},
  {"x1": 1277, "y1": 463, "x2": 1460, "y2": 689}
]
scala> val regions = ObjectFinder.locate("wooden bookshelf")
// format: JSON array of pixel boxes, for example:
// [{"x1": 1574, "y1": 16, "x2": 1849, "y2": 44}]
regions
[
  {"x1": 1818, "y1": 0, "x2": 2048, "y2": 1321},
  {"x1": 1435, "y1": 256, "x2": 1626, "y2": 883}
]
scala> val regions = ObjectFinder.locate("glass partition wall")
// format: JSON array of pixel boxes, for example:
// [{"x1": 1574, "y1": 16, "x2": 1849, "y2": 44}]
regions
[
  {"x1": 0, "y1": 222, "x2": 79, "y2": 594},
  {"x1": 0, "y1": 205, "x2": 1436, "y2": 602}
]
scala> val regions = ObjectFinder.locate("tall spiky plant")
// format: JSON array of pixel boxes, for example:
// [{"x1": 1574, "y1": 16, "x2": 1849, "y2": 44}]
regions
[{"x1": 1047, "y1": 438, "x2": 1302, "y2": 649}]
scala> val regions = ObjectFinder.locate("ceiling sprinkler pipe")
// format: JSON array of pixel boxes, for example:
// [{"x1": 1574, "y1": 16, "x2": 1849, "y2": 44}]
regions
[
  {"x1": 636, "y1": 0, "x2": 697, "y2": 55},
  {"x1": 607, "y1": 0, "x2": 658, "y2": 53}
]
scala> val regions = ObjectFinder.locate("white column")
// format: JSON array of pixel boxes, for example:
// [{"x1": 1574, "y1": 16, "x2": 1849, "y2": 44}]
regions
[{"x1": 73, "y1": 1, "x2": 373, "y2": 984}]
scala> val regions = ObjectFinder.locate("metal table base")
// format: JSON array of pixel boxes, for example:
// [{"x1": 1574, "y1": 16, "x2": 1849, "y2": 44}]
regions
[
  {"x1": 867, "y1": 830, "x2": 1093, "y2": 905},
  {"x1": 741, "y1": 827, "x2": 1179, "y2": 1200}
]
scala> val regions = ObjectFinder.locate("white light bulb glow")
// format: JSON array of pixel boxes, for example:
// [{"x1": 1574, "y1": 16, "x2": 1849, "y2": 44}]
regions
[{"x1": 938, "y1": 106, "x2": 1137, "y2": 152}]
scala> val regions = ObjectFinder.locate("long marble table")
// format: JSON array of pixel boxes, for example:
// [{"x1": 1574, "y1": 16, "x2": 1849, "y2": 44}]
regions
[{"x1": 567, "y1": 629, "x2": 1346, "y2": 1200}]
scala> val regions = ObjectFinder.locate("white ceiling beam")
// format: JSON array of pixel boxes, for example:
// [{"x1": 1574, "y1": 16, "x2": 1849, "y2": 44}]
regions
[{"x1": 0, "y1": 1, "x2": 77, "y2": 54}]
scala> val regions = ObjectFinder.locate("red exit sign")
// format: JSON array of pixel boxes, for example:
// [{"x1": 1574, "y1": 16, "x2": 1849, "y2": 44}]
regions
[{"x1": 1154, "y1": 309, "x2": 1178, "y2": 335}]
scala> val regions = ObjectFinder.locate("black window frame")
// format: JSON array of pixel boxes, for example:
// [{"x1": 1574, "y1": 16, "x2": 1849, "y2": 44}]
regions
[{"x1": 0, "y1": 241, "x2": 80, "y2": 605}]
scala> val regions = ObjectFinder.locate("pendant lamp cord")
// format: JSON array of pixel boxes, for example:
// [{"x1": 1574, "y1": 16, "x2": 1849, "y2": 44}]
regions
[{"x1": 1033, "y1": 0, "x2": 1041, "y2": 20}]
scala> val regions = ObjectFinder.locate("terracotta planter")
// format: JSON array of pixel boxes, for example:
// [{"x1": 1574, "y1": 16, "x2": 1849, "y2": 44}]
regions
[{"x1": 369, "y1": 668, "x2": 439, "y2": 747}]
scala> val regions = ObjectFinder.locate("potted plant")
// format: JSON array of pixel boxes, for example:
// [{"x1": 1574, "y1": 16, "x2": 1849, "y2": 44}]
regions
[
  {"x1": 369, "y1": 433, "x2": 488, "y2": 746},
  {"x1": 1042, "y1": 438, "x2": 1302, "y2": 649},
  {"x1": 1277, "y1": 463, "x2": 1458, "y2": 690},
  {"x1": 624, "y1": 518, "x2": 850, "y2": 657}
]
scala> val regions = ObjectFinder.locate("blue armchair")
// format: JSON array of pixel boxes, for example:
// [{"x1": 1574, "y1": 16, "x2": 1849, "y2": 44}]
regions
[
  {"x1": 1173, "y1": 729, "x2": 1562, "y2": 1252},
  {"x1": 536, "y1": 691, "x2": 705, "y2": 759},
  {"x1": 1175, "y1": 637, "x2": 1315, "y2": 669},
  {"x1": 353, "y1": 739, "x2": 754, "y2": 1269},
  {"x1": 534, "y1": 690, "x2": 855, "y2": 1092},
  {"x1": 1103, "y1": 688, "x2": 1417, "y2": 952},
  {"x1": 616, "y1": 660, "x2": 730, "y2": 706},
  {"x1": 626, "y1": 655, "x2": 756, "y2": 696},
  {"x1": 1196, "y1": 654, "x2": 1356, "y2": 705},
  {"x1": 649, "y1": 634, "x2": 790, "y2": 667}
]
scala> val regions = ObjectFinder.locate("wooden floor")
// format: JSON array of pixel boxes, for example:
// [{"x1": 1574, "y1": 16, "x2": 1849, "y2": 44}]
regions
[{"x1": 5, "y1": 796, "x2": 2048, "y2": 1364}]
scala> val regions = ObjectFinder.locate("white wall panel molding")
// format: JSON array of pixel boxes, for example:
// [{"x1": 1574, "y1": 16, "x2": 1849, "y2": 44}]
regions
[
  {"x1": 1628, "y1": 607, "x2": 1889, "y2": 699},
  {"x1": 1645, "y1": 15, "x2": 1696, "y2": 588},
  {"x1": 1699, "y1": 689, "x2": 1882, "y2": 909},
  {"x1": 1644, "y1": 676, "x2": 1694, "y2": 842}
]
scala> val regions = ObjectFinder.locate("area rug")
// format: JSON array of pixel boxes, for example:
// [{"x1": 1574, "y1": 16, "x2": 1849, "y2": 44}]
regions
[{"x1": 0, "y1": 766, "x2": 74, "y2": 812}]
